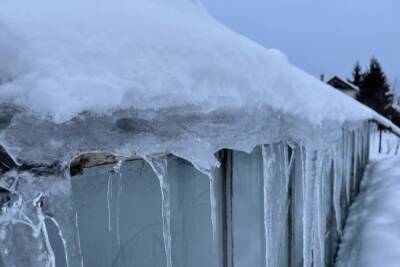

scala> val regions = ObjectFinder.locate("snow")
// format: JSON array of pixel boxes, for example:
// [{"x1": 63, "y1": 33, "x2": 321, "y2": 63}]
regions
[
  {"x1": 336, "y1": 156, "x2": 400, "y2": 267},
  {"x1": 0, "y1": 0, "x2": 388, "y2": 126},
  {"x1": 0, "y1": 0, "x2": 398, "y2": 171}
]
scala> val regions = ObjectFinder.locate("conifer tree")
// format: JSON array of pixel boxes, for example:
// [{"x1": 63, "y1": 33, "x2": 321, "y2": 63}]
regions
[
  {"x1": 358, "y1": 57, "x2": 393, "y2": 117},
  {"x1": 348, "y1": 61, "x2": 363, "y2": 87}
]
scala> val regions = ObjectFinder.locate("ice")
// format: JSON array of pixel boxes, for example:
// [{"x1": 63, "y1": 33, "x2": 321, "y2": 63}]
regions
[
  {"x1": 0, "y1": 170, "x2": 83, "y2": 267},
  {"x1": 332, "y1": 148, "x2": 344, "y2": 234},
  {"x1": 301, "y1": 148, "x2": 316, "y2": 267},
  {"x1": 261, "y1": 143, "x2": 290, "y2": 267},
  {"x1": 144, "y1": 157, "x2": 172, "y2": 267},
  {"x1": 313, "y1": 151, "x2": 326, "y2": 267},
  {"x1": 107, "y1": 174, "x2": 112, "y2": 232},
  {"x1": 0, "y1": 122, "x2": 374, "y2": 266},
  {"x1": 190, "y1": 162, "x2": 219, "y2": 250},
  {"x1": 115, "y1": 162, "x2": 123, "y2": 246}
]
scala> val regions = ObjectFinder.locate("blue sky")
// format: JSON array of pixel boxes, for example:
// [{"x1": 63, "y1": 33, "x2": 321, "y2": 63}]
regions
[{"x1": 201, "y1": 0, "x2": 400, "y2": 90}]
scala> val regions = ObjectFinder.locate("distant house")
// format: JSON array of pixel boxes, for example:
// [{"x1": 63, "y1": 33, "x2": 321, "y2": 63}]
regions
[{"x1": 327, "y1": 76, "x2": 359, "y2": 99}]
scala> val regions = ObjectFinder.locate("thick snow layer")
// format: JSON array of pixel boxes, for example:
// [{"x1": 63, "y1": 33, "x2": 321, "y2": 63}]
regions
[
  {"x1": 0, "y1": 0, "x2": 381, "y2": 125},
  {"x1": 336, "y1": 156, "x2": 400, "y2": 267},
  {"x1": 0, "y1": 0, "x2": 399, "y2": 168}
]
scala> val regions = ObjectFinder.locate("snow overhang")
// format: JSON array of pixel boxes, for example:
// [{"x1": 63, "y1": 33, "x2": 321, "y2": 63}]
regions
[{"x1": 0, "y1": 0, "x2": 399, "y2": 172}]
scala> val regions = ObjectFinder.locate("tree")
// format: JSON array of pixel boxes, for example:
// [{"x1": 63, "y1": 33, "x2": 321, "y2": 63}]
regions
[
  {"x1": 348, "y1": 61, "x2": 363, "y2": 87},
  {"x1": 357, "y1": 57, "x2": 393, "y2": 117}
]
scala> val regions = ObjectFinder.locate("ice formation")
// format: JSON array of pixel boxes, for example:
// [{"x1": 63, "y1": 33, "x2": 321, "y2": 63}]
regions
[
  {"x1": 144, "y1": 157, "x2": 173, "y2": 267},
  {"x1": 0, "y1": 0, "x2": 399, "y2": 266}
]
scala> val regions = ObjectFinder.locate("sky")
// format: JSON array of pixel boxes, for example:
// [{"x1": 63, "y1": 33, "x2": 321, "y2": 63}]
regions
[{"x1": 201, "y1": 0, "x2": 400, "y2": 91}]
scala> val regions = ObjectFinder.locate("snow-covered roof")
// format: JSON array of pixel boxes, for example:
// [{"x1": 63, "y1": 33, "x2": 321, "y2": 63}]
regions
[
  {"x1": 326, "y1": 76, "x2": 360, "y2": 92},
  {"x1": 327, "y1": 76, "x2": 360, "y2": 92},
  {"x1": 0, "y1": 0, "x2": 398, "y2": 170}
]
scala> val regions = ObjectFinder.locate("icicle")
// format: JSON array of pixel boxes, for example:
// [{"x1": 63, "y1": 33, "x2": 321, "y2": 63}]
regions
[
  {"x1": 191, "y1": 163, "x2": 218, "y2": 251},
  {"x1": 116, "y1": 173, "x2": 122, "y2": 246},
  {"x1": 107, "y1": 174, "x2": 112, "y2": 232},
  {"x1": 75, "y1": 212, "x2": 84, "y2": 267},
  {"x1": 44, "y1": 173, "x2": 85, "y2": 267},
  {"x1": 144, "y1": 156, "x2": 172, "y2": 267},
  {"x1": 301, "y1": 147, "x2": 316, "y2": 267},
  {"x1": 344, "y1": 130, "x2": 352, "y2": 204},
  {"x1": 34, "y1": 194, "x2": 56, "y2": 267},
  {"x1": 353, "y1": 131, "x2": 359, "y2": 193},
  {"x1": 332, "y1": 150, "x2": 343, "y2": 235},
  {"x1": 313, "y1": 152, "x2": 326, "y2": 267},
  {"x1": 208, "y1": 171, "x2": 217, "y2": 249},
  {"x1": 278, "y1": 144, "x2": 291, "y2": 267},
  {"x1": 116, "y1": 166, "x2": 123, "y2": 246},
  {"x1": 262, "y1": 145, "x2": 272, "y2": 267},
  {"x1": 112, "y1": 159, "x2": 124, "y2": 246}
]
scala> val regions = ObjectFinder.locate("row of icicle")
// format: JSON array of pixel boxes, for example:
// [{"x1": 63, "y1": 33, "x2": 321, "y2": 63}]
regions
[{"x1": 0, "y1": 124, "x2": 370, "y2": 267}]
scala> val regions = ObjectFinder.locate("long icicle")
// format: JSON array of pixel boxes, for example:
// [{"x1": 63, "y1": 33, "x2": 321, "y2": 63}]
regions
[
  {"x1": 332, "y1": 147, "x2": 343, "y2": 235},
  {"x1": 75, "y1": 212, "x2": 84, "y2": 267},
  {"x1": 278, "y1": 144, "x2": 291, "y2": 267},
  {"x1": 34, "y1": 194, "x2": 56, "y2": 267},
  {"x1": 107, "y1": 174, "x2": 112, "y2": 232},
  {"x1": 144, "y1": 156, "x2": 172, "y2": 267},
  {"x1": 262, "y1": 144, "x2": 274, "y2": 267},
  {"x1": 191, "y1": 162, "x2": 218, "y2": 252},
  {"x1": 314, "y1": 151, "x2": 325, "y2": 267},
  {"x1": 113, "y1": 159, "x2": 124, "y2": 246},
  {"x1": 208, "y1": 171, "x2": 217, "y2": 250},
  {"x1": 301, "y1": 147, "x2": 317, "y2": 267}
]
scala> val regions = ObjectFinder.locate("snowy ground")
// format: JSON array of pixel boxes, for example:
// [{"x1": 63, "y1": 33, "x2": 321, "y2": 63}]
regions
[{"x1": 336, "y1": 131, "x2": 400, "y2": 267}]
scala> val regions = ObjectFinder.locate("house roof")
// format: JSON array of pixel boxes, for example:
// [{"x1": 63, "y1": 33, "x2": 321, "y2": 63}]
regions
[{"x1": 327, "y1": 76, "x2": 360, "y2": 92}]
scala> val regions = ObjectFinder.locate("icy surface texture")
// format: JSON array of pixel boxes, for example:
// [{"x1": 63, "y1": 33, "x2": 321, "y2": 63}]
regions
[
  {"x1": 0, "y1": 106, "x2": 346, "y2": 170},
  {"x1": 230, "y1": 124, "x2": 370, "y2": 267},
  {"x1": 0, "y1": 123, "x2": 370, "y2": 267},
  {"x1": 64, "y1": 156, "x2": 219, "y2": 267},
  {"x1": 262, "y1": 143, "x2": 290, "y2": 267},
  {"x1": 0, "y1": 170, "x2": 83, "y2": 267},
  {"x1": 231, "y1": 148, "x2": 265, "y2": 267}
]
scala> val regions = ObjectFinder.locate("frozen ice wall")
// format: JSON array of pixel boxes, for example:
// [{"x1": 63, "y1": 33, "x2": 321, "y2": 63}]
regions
[{"x1": 0, "y1": 123, "x2": 371, "y2": 267}]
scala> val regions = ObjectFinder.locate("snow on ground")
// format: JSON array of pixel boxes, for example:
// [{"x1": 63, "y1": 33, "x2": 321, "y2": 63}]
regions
[{"x1": 336, "y1": 132, "x2": 400, "y2": 267}]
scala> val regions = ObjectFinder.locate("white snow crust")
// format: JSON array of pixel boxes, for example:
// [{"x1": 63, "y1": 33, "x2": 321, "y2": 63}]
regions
[{"x1": 0, "y1": 0, "x2": 386, "y2": 125}]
